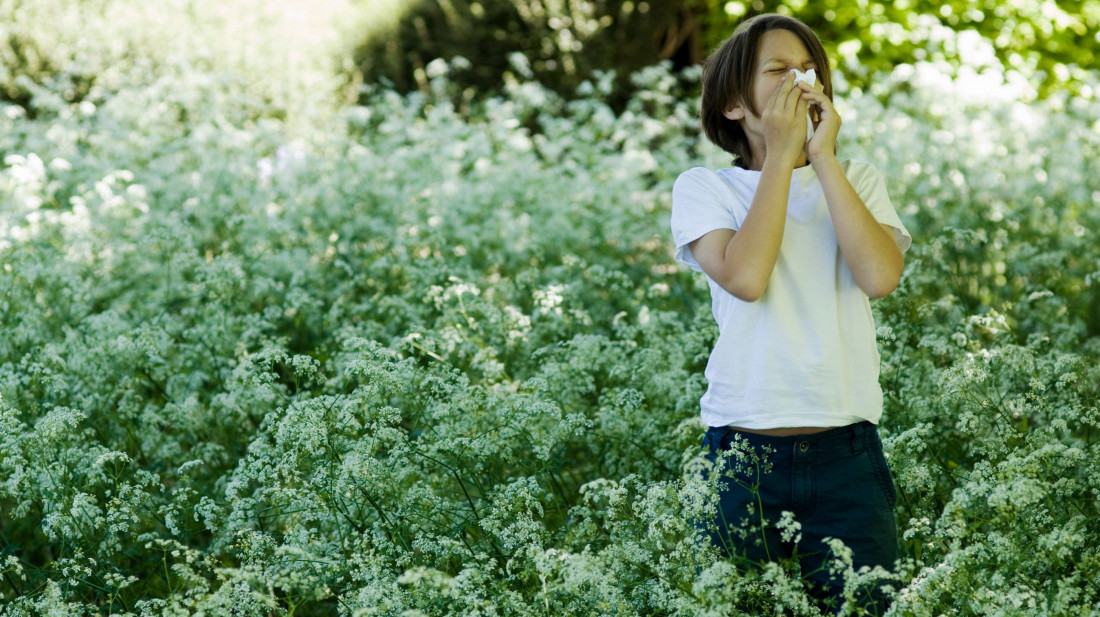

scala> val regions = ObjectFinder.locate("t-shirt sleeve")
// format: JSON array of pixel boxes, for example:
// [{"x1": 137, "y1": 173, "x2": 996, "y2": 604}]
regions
[
  {"x1": 847, "y1": 162, "x2": 913, "y2": 253},
  {"x1": 670, "y1": 167, "x2": 739, "y2": 272}
]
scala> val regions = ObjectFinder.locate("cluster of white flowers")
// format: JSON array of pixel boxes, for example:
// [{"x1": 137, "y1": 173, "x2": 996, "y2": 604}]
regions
[{"x1": 2, "y1": 0, "x2": 1099, "y2": 614}]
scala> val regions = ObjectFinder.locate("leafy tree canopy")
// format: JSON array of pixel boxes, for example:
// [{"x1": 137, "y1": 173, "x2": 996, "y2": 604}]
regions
[{"x1": 356, "y1": 0, "x2": 1099, "y2": 101}]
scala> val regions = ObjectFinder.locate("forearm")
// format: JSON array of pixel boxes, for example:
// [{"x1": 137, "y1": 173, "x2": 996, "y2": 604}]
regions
[
  {"x1": 717, "y1": 158, "x2": 793, "y2": 301},
  {"x1": 812, "y1": 155, "x2": 903, "y2": 298}
]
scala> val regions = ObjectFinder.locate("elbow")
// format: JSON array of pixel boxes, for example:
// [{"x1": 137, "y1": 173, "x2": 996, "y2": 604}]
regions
[
  {"x1": 719, "y1": 275, "x2": 768, "y2": 303},
  {"x1": 862, "y1": 269, "x2": 902, "y2": 299},
  {"x1": 864, "y1": 279, "x2": 898, "y2": 299},
  {"x1": 861, "y1": 254, "x2": 904, "y2": 299},
  {"x1": 734, "y1": 286, "x2": 766, "y2": 303}
]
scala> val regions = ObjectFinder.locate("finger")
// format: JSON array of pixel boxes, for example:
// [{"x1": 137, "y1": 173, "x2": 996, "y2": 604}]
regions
[
  {"x1": 781, "y1": 70, "x2": 806, "y2": 109},
  {"x1": 769, "y1": 70, "x2": 796, "y2": 110},
  {"x1": 797, "y1": 90, "x2": 822, "y2": 109},
  {"x1": 795, "y1": 94, "x2": 810, "y2": 117},
  {"x1": 796, "y1": 81, "x2": 824, "y2": 97},
  {"x1": 798, "y1": 88, "x2": 832, "y2": 110}
]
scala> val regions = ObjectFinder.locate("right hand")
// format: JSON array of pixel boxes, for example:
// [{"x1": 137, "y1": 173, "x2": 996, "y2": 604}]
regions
[{"x1": 760, "y1": 70, "x2": 812, "y2": 168}]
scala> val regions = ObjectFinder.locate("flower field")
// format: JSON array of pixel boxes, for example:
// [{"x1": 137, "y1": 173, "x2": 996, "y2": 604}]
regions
[{"x1": 2, "y1": 2, "x2": 1100, "y2": 615}]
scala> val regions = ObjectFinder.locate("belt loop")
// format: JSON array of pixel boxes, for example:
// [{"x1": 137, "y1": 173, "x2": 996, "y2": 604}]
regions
[
  {"x1": 850, "y1": 423, "x2": 864, "y2": 454},
  {"x1": 706, "y1": 427, "x2": 721, "y2": 452},
  {"x1": 704, "y1": 426, "x2": 729, "y2": 453},
  {"x1": 719, "y1": 426, "x2": 734, "y2": 452}
]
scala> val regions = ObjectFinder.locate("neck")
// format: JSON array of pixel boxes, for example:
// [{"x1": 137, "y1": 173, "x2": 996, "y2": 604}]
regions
[{"x1": 745, "y1": 149, "x2": 808, "y2": 171}]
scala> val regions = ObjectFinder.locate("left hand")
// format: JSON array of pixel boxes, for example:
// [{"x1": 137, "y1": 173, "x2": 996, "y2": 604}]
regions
[{"x1": 796, "y1": 80, "x2": 840, "y2": 163}]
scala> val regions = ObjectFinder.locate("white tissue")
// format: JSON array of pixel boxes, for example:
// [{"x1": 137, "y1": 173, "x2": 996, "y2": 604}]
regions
[
  {"x1": 792, "y1": 68, "x2": 816, "y2": 86},
  {"x1": 792, "y1": 68, "x2": 816, "y2": 141}
]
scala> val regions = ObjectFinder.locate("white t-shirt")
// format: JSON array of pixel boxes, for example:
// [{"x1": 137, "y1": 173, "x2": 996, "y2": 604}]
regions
[{"x1": 670, "y1": 161, "x2": 912, "y2": 429}]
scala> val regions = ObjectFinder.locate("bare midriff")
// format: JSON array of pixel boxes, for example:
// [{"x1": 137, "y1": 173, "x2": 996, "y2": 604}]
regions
[{"x1": 727, "y1": 426, "x2": 840, "y2": 437}]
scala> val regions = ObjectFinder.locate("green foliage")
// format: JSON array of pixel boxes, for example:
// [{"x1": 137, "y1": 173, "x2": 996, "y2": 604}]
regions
[
  {"x1": 2, "y1": 1, "x2": 1100, "y2": 616},
  {"x1": 697, "y1": 0, "x2": 1100, "y2": 99},
  {"x1": 353, "y1": 0, "x2": 695, "y2": 107},
  {"x1": 355, "y1": 0, "x2": 1099, "y2": 104}
]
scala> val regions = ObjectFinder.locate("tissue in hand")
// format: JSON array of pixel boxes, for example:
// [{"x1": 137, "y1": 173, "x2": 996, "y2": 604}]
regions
[
  {"x1": 792, "y1": 68, "x2": 816, "y2": 141},
  {"x1": 792, "y1": 68, "x2": 816, "y2": 86}
]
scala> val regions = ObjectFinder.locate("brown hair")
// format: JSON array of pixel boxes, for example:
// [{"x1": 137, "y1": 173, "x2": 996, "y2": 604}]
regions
[{"x1": 700, "y1": 14, "x2": 833, "y2": 167}]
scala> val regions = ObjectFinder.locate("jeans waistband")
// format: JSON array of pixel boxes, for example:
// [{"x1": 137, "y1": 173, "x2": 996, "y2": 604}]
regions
[{"x1": 703, "y1": 421, "x2": 878, "y2": 463}]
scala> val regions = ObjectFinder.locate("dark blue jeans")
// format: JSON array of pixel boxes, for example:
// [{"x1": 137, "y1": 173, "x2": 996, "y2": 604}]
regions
[{"x1": 698, "y1": 421, "x2": 899, "y2": 615}]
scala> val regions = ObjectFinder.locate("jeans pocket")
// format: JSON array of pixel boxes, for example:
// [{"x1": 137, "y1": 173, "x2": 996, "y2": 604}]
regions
[{"x1": 866, "y1": 440, "x2": 897, "y2": 509}]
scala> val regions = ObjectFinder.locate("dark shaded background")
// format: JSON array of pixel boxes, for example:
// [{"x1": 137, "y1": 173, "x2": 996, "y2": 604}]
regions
[{"x1": 355, "y1": 0, "x2": 1098, "y2": 106}]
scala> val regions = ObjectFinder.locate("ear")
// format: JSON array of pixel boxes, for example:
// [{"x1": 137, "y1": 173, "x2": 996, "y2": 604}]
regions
[{"x1": 723, "y1": 105, "x2": 745, "y2": 121}]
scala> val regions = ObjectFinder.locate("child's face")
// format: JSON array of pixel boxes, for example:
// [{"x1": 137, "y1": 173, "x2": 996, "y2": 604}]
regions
[{"x1": 726, "y1": 29, "x2": 817, "y2": 123}]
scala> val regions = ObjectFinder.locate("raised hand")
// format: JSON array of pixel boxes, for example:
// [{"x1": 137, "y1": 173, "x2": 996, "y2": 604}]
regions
[
  {"x1": 761, "y1": 69, "x2": 813, "y2": 168},
  {"x1": 795, "y1": 78, "x2": 840, "y2": 164}
]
